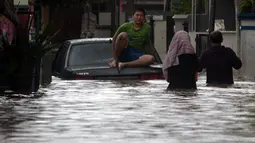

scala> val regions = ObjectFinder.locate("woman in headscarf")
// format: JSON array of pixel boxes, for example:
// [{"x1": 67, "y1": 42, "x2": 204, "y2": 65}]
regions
[{"x1": 162, "y1": 30, "x2": 199, "y2": 90}]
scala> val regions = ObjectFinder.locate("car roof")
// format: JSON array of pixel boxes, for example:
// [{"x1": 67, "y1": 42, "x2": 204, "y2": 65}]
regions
[{"x1": 67, "y1": 38, "x2": 112, "y2": 45}]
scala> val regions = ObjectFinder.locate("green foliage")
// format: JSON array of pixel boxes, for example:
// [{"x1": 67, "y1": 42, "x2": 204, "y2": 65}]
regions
[
  {"x1": 239, "y1": 0, "x2": 255, "y2": 14},
  {"x1": 171, "y1": 0, "x2": 206, "y2": 14},
  {"x1": 172, "y1": 0, "x2": 192, "y2": 14}
]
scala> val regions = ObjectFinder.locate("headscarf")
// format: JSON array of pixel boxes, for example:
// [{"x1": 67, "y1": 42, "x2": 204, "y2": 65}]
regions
[
  {"x1": 0, "y1": 15, "x2": 15, "y2": 45},
  {"x1": 162, "y1": 30, "x2": 195, "y2": 79}
]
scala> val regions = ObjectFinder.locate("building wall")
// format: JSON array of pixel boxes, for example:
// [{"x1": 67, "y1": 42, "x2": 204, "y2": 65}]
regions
[
  {"x1": 215, "y1": 0, "x2": 236, "y2": 31},
  {"x1": 154, "y1": 20, "x2": 167, "y2": 60},
  {"x1": 191, "y1": 0, "x2": 236, "y2": 32},
  {"x1": 240, "y1": 20, "x2": 255, "y2": 79},
  {"x1": 189, "y1": 31, "x2": 237, "y2": 52},
  {"x1": 94, "y1": 12, "x2": 127, "y2": 38},
  {"x1": 154, "y1": 21, "x2": 238, "y2": 63}
]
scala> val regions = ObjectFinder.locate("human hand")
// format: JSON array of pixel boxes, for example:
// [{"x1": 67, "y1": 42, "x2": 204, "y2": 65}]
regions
[{"x1": 142, "y1": 18, "x2": 147, "y2": 25}]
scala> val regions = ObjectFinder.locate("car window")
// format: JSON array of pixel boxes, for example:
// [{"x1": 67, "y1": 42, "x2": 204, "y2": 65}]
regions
[
  {"x1": 53, "y1": 43, "x2": 69, "y2": 73},
  {"x1": 68, "y1": 42, "x2": 112, "y2": 67}
]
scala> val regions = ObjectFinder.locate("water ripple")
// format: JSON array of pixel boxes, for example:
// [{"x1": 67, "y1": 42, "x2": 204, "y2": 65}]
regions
[{"x1": 0, "y1": 76, "x2": 255, "y2": 143}]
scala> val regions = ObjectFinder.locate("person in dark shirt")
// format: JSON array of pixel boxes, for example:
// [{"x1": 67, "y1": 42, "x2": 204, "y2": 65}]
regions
[
  {"x1": 199, "y1": 31, "x2": 242, "y2": 85},
  {"x1": 163, "y1": 30, "x2": 199, "y2": 90}
]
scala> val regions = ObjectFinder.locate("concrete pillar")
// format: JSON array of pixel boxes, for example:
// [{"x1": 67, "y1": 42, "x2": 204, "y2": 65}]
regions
[
  {"x1": 172, "y1": 14, "x2": 189, "y2": 32},
  {"x1": 239, "y1": 14, "x2": 255, "y2": 79}
]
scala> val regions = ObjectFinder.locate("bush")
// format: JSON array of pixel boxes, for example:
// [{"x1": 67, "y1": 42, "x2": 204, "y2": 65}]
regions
[{"x1": 239, "y1": 0, "x2": 255, "y2": 14}]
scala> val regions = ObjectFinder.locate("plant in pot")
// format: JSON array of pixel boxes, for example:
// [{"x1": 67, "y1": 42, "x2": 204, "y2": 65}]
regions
[{"x1": 239, "y1": 0, "x2": 255, "y2": 14}]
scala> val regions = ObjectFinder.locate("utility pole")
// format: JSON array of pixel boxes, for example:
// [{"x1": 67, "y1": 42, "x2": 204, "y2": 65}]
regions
[
  {"x1": 34, "y1": 0, "x2": 41, "y2": 42},
  {"x1": 111, "y1": 0, "x2": 116, "y2": 36},
  {"x1": 126, "y1": 0, "x2": 135, "y2": 21},
  {"x1": 164, "y1": 0, "x2": 175, "y2": 52},
  {"x1": 33, "y1": 0, "x2": 42, "y2": 92},
  {"x1": 207, "y1": 0, "x2": 216, "y2": 48},
  {"x1": 235, "y1": 0, "x2": 241, "y2": 58}
]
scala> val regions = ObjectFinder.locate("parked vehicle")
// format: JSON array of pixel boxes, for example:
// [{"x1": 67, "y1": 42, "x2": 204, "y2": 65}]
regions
[{"x1": 52, "y1": 38, "x2": 164, "y2": 80}]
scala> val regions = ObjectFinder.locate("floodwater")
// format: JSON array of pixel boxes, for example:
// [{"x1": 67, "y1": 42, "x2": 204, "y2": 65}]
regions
[{"x1": 0, "y1": 75, "x2": 255, "y2": 143}]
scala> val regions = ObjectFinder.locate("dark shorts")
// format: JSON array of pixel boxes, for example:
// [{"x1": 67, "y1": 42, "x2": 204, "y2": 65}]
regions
[{"x1": 119, "y1": 46, "x2": 144, "y2": 62}]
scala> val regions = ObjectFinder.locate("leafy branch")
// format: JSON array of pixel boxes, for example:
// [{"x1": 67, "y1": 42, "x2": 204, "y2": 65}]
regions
[{"x1": 239, "y1": 0, "x2": 255, "y2": 14}]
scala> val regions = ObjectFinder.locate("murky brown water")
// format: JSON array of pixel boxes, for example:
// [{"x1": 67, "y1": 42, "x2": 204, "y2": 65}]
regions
[{"x1": 0, "y1": 75, "x2": 255, "y2": 143}]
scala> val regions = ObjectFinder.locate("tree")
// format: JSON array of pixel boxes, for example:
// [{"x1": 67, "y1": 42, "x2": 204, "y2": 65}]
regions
[
  {"x1": 239, "y1": 0, "x2": 255, "y2": 13},
  {"x1": 171, "y1": 0, "x2": 191, "y2": 14},
  {"x1": 171, "y1": 0, "x2": 206, "y2": 14}
]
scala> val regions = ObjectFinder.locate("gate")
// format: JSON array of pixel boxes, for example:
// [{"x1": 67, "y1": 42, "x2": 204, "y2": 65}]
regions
[{"x1": 196, "y1": 33, "x2": 209, "y2": 57}]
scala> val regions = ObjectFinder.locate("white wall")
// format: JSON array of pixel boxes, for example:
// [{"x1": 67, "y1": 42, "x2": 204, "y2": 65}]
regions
[
  {"x1": 221, "y1": 31, "x2": 237, "y2": 52},
  {"x1": 154, "y1": 23, "x2": 238, "y2": 63},
  {"x1": 189, "y1": 31, "x2": 237, "y2": 52},
  {"x1": 154, "y1": 20, "x2": 167, "y2": 61},
  {"x1": 240, "y1": 29, "x2": 255, "y2": 79},
  {"x1": 95, "y1": 12, "x2": 126, "y2": 38}
]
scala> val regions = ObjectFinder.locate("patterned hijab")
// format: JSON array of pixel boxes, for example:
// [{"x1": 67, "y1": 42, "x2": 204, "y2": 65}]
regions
[{"x1": 162, "y1": 30, "x2": 195, "y2": 79}]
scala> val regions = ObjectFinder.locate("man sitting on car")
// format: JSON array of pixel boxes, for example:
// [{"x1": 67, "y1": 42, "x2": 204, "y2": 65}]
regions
[{"x1": 108, "y1": 8, "x2": 155, "y2": 70}]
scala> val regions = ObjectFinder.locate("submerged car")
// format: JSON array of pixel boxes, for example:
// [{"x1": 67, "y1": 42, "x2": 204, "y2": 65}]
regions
[{"x1": 52, "y1": 38, "x2": 164, "y2": 80}]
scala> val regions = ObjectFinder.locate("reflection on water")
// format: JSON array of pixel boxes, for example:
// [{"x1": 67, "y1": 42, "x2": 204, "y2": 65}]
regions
[{"x1": 0, "y1": 76, "x2": 255, "y2": 143}]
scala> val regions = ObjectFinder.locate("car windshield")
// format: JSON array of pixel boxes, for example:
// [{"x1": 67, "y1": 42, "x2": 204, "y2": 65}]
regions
[{"x1": 68, "y1": 42, "x2": 112, "y2": 67}]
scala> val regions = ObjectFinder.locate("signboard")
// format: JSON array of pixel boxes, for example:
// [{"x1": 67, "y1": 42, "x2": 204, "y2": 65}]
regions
[{"x1": 14, "y1": 0, "x2": 28, "y2": 6}]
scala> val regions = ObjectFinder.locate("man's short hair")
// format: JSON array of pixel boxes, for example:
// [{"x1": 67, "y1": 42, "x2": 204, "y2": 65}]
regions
[
  {"x1": 210, "y1": 31, "x2": 223, "y2": 44},
  {"x1": 133, "y1": 8, "x2": 146, "y2": 16}
]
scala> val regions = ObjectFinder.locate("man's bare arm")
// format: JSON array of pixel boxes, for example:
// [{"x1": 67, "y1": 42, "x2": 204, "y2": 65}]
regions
[{"x1": 111, "y1": 33, "x2": 118, "y2": 59}]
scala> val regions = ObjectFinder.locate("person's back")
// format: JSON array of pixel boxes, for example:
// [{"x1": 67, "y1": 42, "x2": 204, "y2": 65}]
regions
[
  {"x1": 167, "y1": 54, "x2": 198, "y2": 89},
  {"x1": 199, "y1": 31, "x2": 242, "y2": 85},
  {"x1": 163, "y1": 30, "x2": 198, "y2": 90}
]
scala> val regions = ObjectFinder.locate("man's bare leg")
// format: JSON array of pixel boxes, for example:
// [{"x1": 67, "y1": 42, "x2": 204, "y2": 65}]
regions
[
  {"x1": 118, "y1": 55, "x2": 155, "y2": 70},
  {"x1": 109, "y1": 32, "x2": 128, "y2": 67}
]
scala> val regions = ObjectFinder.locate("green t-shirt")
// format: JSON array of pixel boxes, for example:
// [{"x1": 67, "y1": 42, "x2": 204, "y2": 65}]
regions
[{"x1": 114, "y1": 22, "x2": 151, "y2": 53}]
